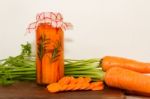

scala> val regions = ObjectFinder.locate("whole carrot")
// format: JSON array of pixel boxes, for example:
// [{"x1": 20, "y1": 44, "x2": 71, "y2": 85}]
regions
[
  {"x1": 104, "y1": 67, "x2": 150, "y2": 95},
  {"x1": 101, "y1": 56, "x2": 150, "y2": 73}
]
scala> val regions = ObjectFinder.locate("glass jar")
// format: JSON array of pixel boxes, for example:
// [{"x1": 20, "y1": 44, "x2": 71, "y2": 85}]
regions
[
  {"x1": 27, "y1": 12, "x2": 72, "y2": 85},
  {"x1": 36, "y1": 23, "x2": 64, "y2": 85}
]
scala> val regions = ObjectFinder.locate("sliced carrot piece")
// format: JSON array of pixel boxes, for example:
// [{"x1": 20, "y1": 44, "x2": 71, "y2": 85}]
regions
[
  {"x1": 91, "y1": 85, "x2": 104, "y2": 91},
  {"x1": 60, "y1": 84, "x2": 68, "y2": 91},
  {"x1": 69, "y1": 77, "x2": 77, "y2": 85},
  {"x1": 81, "y1": 83, "x2": 90, "y2": 90},
  {"x1": 77, "y1": 77, "x2": 85, "y2": 83},
  {"x1": 73, "y1": 83, "x2": 83, "y2": 90},
  {"x1": 47, "y1": 83, "x2": 61, "y2": 93},
  {"x1": 66, "y1": 84, "x2": 76, "y2": 91},
  {"x1": 84, "y1": 77, "x2": 92, "y2": 83},
  {"x1": 92, "y1": 81, "x2": 103, "y2": 86},
  {"x1": 58, "y1": 76, "x2": 73, "y2": 85}
]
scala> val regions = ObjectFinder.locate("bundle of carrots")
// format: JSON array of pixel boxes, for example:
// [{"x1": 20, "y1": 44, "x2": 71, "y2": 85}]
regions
[
  {"x1": 64, "y1": 56, "x2": 150, "y2": 96},
  {"x1": 47, "y1": 76, "x2": 104, "y2": 93},
  {"x1": 100, "y1": 56, "x2": 150, "y2": 96}
]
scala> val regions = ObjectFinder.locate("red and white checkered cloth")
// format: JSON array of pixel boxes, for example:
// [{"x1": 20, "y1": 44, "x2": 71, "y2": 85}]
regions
[{"x1": 27, "y1": 12, "x2": 73, "y2": 33}]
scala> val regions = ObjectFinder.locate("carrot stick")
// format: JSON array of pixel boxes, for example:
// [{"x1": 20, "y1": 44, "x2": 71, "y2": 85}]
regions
[
  {"x1": 36, "y1": 25, "x2": 43, "y2": 84},
  {"x1": 42, "y1": 54, "x2": 49, "y2": 83},
  {"x1": 53, "y1": 62, "x2": 58, "y2": 83},
  {"x1": 104, "y1": 67, "x2": 150, "y2": 94},
  {"x1": 59, "y1": 52, "x2": 64, "y2": 79},
  {"x1": 58, "y1": 28, "x2": 64, "y2": 80},
  {"x1": 36, "y1": 58, "x2": 42, "y2": 84},
  {"x1": 101, "y1": 56, "x2": 150, "y2": 73}
]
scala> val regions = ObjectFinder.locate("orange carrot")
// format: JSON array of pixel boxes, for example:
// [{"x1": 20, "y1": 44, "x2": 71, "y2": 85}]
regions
[
  {"x1": 73, "y1": 84, "x2": 82, "y2": 90},
  {"x1": 69, "y1": 77, "x2": 78, "y2": 85},
  {"x1": 47, "y1": 83, "x2": 61, "y2": 93},
  {"x1": 91, "y1": 85, "x2": 104, "y2": 91},
  {"x1": 70, "y1": 77, "x2": 84, "y2": 90},
  {"x1": 82, "y1": 83, "x2": 90, "y2": 90},
  {"x1": 84, "y1": 77, "x2": 92, "y2": 83},
  {"x1": 104, "y1": 67, "x2": 150, "y2": 94},
  {"x1": 76, "y1": 77, "x2": 85, "y2": 83},
  {"x1": 60, "y1": 84, "x2": 68, "y2": 91},
  {"x1": 36, "y1": 58, "x2": 42, "y2": 84},
  {"x1": 89, "y1": 81, "x2": 103, "y2": 90},
  {"x1": 57, "y1": 29, "x2": 64, "y2": 80},
  {"x1": 47, "y1": 76, "x2": 104, "y2": 93},
  {"x1": 101, "y1": 56, "x2": 150, "y2": 73},
  {"x1": 58, "y1": 76, "x2": 73, "y2": 85},
  {"x1": 66, "y1": 84, "x2": 76, "y2": 91},
  {"x1": 58, "y1": 76, "x2": 77, "y2": 91},
  {"x1": 82, "y1": 77, "x2": 92, "y2": 90}
]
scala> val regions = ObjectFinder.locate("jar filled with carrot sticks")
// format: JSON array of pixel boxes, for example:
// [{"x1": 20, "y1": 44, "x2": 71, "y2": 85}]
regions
[{"x1": 27, "y1": 12, "x2": 72, "y2": 85}]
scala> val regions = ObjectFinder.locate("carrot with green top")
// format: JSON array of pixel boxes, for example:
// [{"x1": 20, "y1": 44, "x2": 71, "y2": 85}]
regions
[
  {"x1": 58, "y1": 68, "x2": 150, "y2": 95},
  {"x1": 101, "y1": 56, "x2": 150, "y2": 73}
]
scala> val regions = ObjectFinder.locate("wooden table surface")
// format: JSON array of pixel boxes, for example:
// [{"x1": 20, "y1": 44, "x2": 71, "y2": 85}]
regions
[{"x1": 0, "y1": 81, "x2": 149, "y2": 99}]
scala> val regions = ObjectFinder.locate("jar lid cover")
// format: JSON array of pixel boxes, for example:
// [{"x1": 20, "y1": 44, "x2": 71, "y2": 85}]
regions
[{"x1": 27, "y1": 12, "x2": 73, "y2": 33}]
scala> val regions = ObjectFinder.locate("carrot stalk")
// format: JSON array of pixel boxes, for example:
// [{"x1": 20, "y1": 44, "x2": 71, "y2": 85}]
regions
[{"x1": 65, "y1": 65, "x2": 98, "y2": 71}]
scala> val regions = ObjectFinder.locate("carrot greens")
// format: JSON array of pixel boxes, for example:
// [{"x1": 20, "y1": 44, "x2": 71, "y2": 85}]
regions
[{"x1": 0, "y1": 42, "x2": 103, "y2": 85}]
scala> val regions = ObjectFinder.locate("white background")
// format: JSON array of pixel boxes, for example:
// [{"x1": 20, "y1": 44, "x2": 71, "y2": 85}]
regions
[{"x1": 0, "y1": 0, "x2": 150, "y2": 61}]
